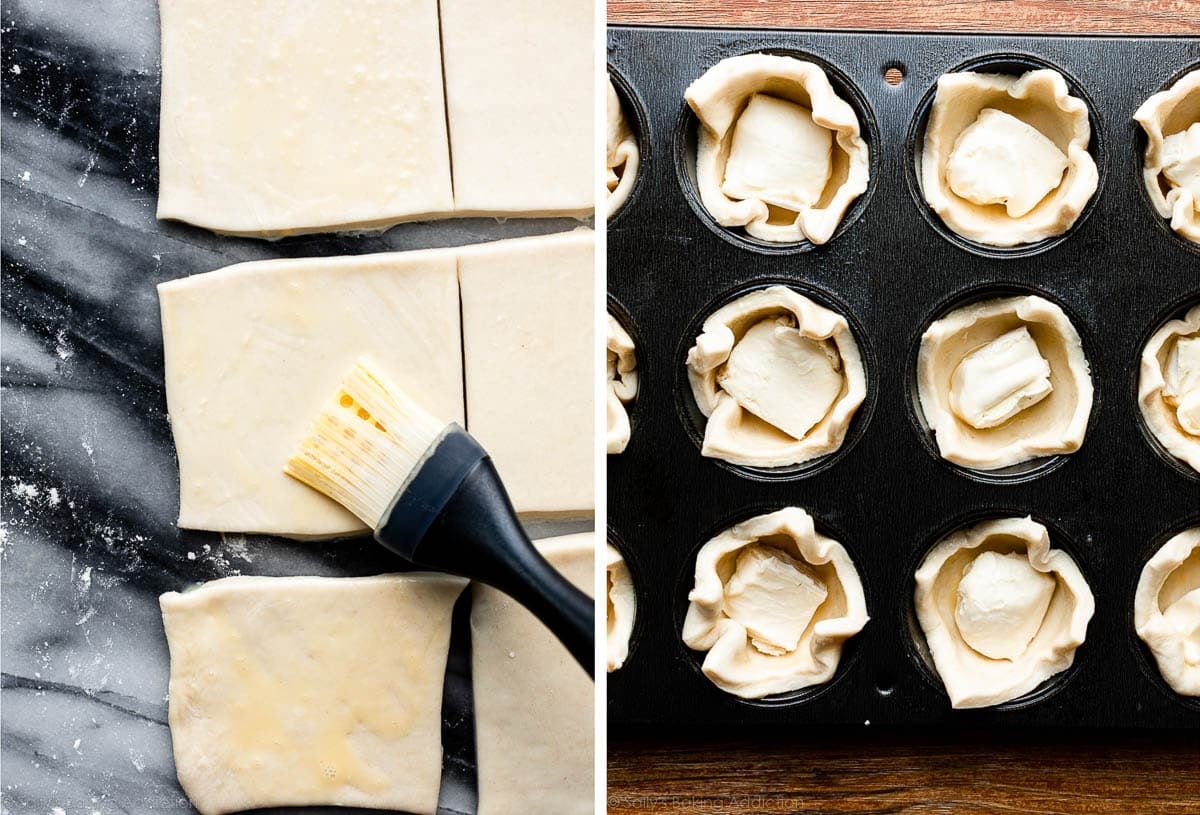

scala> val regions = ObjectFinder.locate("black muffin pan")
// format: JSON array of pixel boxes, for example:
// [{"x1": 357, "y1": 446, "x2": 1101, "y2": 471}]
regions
[{"x1": 606, "y1": 25, "x2": 1200, "y2": 729}]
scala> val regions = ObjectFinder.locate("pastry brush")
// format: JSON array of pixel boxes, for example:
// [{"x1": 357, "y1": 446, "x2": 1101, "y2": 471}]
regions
[{"x1": 285, "y1": 357, "x2": 594, "y2": 677}]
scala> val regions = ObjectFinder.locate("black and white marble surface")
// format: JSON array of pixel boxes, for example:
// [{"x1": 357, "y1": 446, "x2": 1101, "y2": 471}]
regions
[{"x1": 1, "y1": 1, "x2": 591, "y2": 811}]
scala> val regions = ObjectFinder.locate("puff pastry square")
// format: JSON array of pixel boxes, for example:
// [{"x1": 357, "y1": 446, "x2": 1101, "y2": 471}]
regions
[
  {"x1": 160, "y1": 574, "x2": 467, "y2": 815},
  {"x1": 472, "y1": 533, "x2": 595, "y2": 815},
  {"x1": 159, "y1": 250, "x2": 464, "y2": 537},
  {"x1": 459, "y1": 231, "x2": 595, "y2": 513},
  {"x1": 157, "y1": 0, "x2": 454, "y2": 236}
]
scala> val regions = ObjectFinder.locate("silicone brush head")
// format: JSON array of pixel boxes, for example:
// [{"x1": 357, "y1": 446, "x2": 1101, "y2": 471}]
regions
[{"x1": 284, "y1": 357, "x2": 448, "y2": 529}]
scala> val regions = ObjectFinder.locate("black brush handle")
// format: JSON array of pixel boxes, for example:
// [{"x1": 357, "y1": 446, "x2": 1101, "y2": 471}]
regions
[{"x1": 378, "y1": 428, "x2": 595, "y2": 678}]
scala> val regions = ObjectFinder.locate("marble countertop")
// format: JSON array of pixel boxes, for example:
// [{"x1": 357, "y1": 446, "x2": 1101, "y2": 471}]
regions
[{"x1": 1, "y1": 1, "x2": 589, "y2": 811}]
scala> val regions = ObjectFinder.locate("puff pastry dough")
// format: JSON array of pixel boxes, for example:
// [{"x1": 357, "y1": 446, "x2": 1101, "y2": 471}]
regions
[
  {"x1": 1139, "y1": 304, "x2": 1200, "y2": 472},
  {"x1": 921, "y1": 69, "x2": 1098, "y2": 247},
  {"x1": 917, "y1": 295, "x2": 1093, "y2": 470},
  {"x1": 606, "y1": 543, "x2": 636, "y2": 672},
  {"x1": 473, "y1": 533, "x2": 594, "y2": 815},
  {"x1": 1135, "y1": 527, "x2": 1200, "y2": 696},
  {"x1": 159, "y1": 250, "x2": 464, "y2": 537},
  {"x1": 685, "y1": 54, "x2": 870, "y2": 244},
  {"x1": 686, "y1": 286, "x2": 866, "y2": 467},
  {"x1": 607, "y1": 77, "x2": 641, "y2": 217},
  {"x1": 160, "y1": 574, "x2": 466, "y2": 815},
  {"x1": 157, "y1": 0, "x2": 453, "y2": 237},
  {"x1": 682, "y1": 507, "x2": 868, "y2": 699},
  {"x1": 440, "y1": 0, "x2": 593, "y2": 215},
  {"x1": 459, "y1": 231, "x2": 595, "y2": 513},
  {"x1": 1134, "y1": 69, "x2": 1200, "y2": 243},
  {"x1": 606, "y1": 314, "x2": 638, "y2": 454},
  {"x1": 914, "y1": 516, "x2": 1094, "y2": 709}
]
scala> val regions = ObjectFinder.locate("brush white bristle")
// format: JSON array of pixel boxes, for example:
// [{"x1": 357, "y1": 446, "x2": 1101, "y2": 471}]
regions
[{"x1": 284, "y1": 357, "x2": 448, "y2": 527}]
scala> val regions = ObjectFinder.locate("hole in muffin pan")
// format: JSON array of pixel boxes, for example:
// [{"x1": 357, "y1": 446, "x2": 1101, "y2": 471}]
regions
[
  {"x1": 1129, "y1": 293, "x2": 1200, "y2": 485},
  {"x1": 607, "y1": 65, "x2": 652, "y2": 227},
  {"x1": 883, "y1": 64, "x2": 905, "y2": 87},
  {"x1": 674, "y1": 277, "x2": 878, "y2": 483},
  {"x1": 607, "y1": 294, "x2": 647, "y2": 454},
  {"x1": 605, "y1": 526, "x2": 645, "y2": 675},
  {"x1": 904, "y1": 282, "x2": 1103, "y2": 485},
  {"x1": 1131, "y1": 60, "x2": 1200, "y2": 258},
  {"x1": 672, "y1": 47, "x2": 881, "y2": 255},
  {"x1": 901, "y1": 509, "x2": 1094, "y2": 712},
  {"x1": 1126, "y1": 516, "x2": 1200, "y2": 713},
  {"x1": 671, "y1": 505, "x2": 870, "y2": 709},
  {"x1": 904, "y1": 51, "x2": 1109, "y2": 260}
]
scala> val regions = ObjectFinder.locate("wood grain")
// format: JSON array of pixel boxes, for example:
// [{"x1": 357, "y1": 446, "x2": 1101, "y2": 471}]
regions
[
  {"x1": 608, "y1": 0, "x2": 1200, "y2": 35},
  {"x1": 609, "y1": 729, "x2": 1200, "y2": 814}
]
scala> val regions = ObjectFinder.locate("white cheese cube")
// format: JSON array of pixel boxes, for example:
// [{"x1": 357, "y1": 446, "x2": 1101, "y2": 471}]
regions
[
  {"x1": 949, "y1": 326, "x2": 1053, "y2": 429},
  {"x1": 955, "y1": 551, "x2": 1057, "y2": 661},
  {"x1": 1165, "y1": 335, "x2": 1200, "y2": 435},
  {"x1": 1162, "y1": 123, "x2": 1200, "y2": 201},
  {"x1": 945, "y1": 108, "x2": 1069, "y2": 218},
  {"x1": 721, "y1": 93, "x2": 833, "y2": 211},
  {"x1": 717, "y1": 317, "x2": 844, "y2": 441},
  {"x1": 723, "y1": 545, "x2": 828, "y2": 656}
]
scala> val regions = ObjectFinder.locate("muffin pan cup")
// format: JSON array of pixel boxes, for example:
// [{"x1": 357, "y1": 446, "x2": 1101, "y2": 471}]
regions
[{"x1": 607, "y1": 25, "x2": 1200, "y2": 729}]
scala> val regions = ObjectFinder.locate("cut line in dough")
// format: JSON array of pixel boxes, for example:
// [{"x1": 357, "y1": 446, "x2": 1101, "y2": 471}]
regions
[
  {"x1": 160, "y1": 573, "x2": 467, "y2": 815},
  {"x1": 682, "y1": 507, "x2": 869, "y2": 699},
  {"x1": 914, "y1": 516, "x2": 1094, "y2": 709},
  {"x1": 917, "y1": 295, "x2": 1093, "y2": 471},
  {"x1": 920, "y1": 69, "x2": 1098, "y2": 247},
  {"x1": 1139, "y1": 304, "x2": 1200, "y2": 473},
  {"x1": 1134, "y1": 68, "x2": 1200, "y2": 244},
  {"x1": 685, "y1": 53, "x2": 870, "y2": 245},
  {"x1": 686, "y1": 285, "x2": 866, "y2": 468}
]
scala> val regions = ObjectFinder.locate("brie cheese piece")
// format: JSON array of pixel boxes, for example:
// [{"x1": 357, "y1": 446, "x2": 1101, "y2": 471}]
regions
[
  {"x1": 1162, "y1": 123, "x2": 1200, "y2": 200},
  {"x1": 684, "y1": 53, "x2": 870, "y2": 244},
  {"x1": 945, "y1": 108, "x2": 1069, "y2": 218},
  {"x1": 606, "y1": 77, "x2": 641, "y2": 217},
  {"x1": 921, "y1": 69, "x2": 1097, "y2": 246},
  {"x1": 606, "y1": 314, "x2": 638, "y2": 455},
  {"x1": 1134, "y1": 527, "x2": 1200, "y2": 697},
  {"x1": 722, "y1": 93, "x2": 833, "y2": 211},
  {"x1": 1139, "y1": 304, "x2": 1200, "y2": 473},
  {"x1": 1164, "y1": 335, "x2": 1200, "y2": 435},
  {"x1": 914, "y1": 516, "x2": 1094, "y2": 709},
  {"x1": 717, "y1": 317, "x2": 844, "y2": 441},
  {"x1": 1134, "y1": 69, "x2": 1200, "y2": 244},
  {"x1": 955, "y1": 551, "x2": 1056, "y2": 660},
  {"x1": 723, "y1": 545, "x2": 828, "y2": 656},
  {"x1": 686, "y1": 286, "x2": 865, "y2": 468},
  {"x1": 683, "y1": 507, "x2": 868, "y2": 699},
  {"x1": 917, "y1": 295, "x2": 1093, "y2": 470},
  {"x1": 606, "y1": 543, "x2": 636, "y2": 672},
  {"x1": 949, "y1": 327, "x2": 1053, "y2": 429},
  {"x1": 160, "y1": 574, "x2": 466, "y2": 815}
]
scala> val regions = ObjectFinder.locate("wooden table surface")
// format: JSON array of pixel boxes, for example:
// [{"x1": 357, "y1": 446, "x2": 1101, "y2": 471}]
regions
[{"x1": 605, "y1": 2, "x2": 1199, "y2": 812}]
